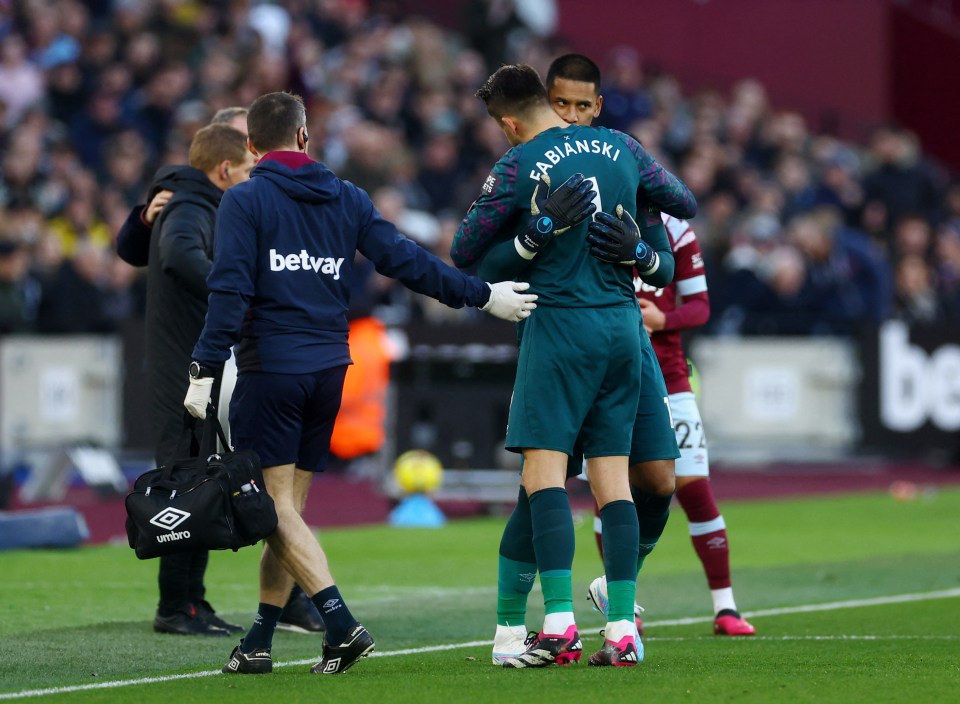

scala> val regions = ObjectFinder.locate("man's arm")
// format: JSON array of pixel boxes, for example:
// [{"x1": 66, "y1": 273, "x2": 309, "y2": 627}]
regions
[
  {"x1": 614, "y1": 130, "x2": 697, "y2": 219},
  {"x1": 116, "y1": 190, "x2": 173, "y2": 266},
  {"x1": 587, "y1": 205, "x2": 676, "y2": 288},
  {"x1": 450, "y1": 149, "x2": 523, "y2": 269},
  {"x1": 355, "y1": 189, "x2": 535, "y2": 320},
  {"x1": 191, "y1": 192, "x2": 258, "y2": 367},
  {"x1": 641, "y1": 291, "x2": 710, "y2": 334},
  {"x1": 477, "y1": 236, "x2": 532, "y2": 282},
  {"x1": 470, "y1": 171, "x2": 599, "y2": 282},
  {"x1": 115, "y1": 206, "x2": 151, "y2": 266},
  {"x1": 156, "y1": 201, "x2": 213, "y2": 301},
  {"x1": 640, "y1": 217, "x2": 710, "y2": 333}
]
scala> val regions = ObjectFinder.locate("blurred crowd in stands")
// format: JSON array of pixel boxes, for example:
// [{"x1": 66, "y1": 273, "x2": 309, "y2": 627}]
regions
[{"x1": 1, "y1": 0, "x2": 958, "y2": 339}]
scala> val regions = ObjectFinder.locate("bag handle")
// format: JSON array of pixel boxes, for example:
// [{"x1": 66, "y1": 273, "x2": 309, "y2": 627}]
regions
[
  {"x1": 148, "y1": 408, "x2": 229, "y2": 490},
  {"x1": 151, "y1": 412, "x2": 199, "y2": 487},
  {"x1": 199, "y1": 404, "x2": 232, "y2": 457}
]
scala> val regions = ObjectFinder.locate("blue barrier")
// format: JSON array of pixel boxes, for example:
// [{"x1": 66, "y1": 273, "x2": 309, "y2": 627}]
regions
[{"x1": 0, "y1": 507, "x2": 89, "y2": 550}]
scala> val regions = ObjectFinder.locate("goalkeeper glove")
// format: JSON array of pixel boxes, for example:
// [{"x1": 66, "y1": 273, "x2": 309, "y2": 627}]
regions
[
  {"x1": 515, "y1": 172, "x2": 597, "y2": 258},
  {"x1": 586, "y1": 204, "x2": 660, "y2": 274}
]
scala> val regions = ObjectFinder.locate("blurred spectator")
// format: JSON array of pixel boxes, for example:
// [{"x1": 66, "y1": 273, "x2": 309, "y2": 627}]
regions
[
  {"x1": 0, "y1": 34, "x2": 44, "y2": 127},
  {"x1": 46, "y1": 193, "x2": 113, "y2": 256},
  {"x1": 862, "y1": 125, "x2": 943, "y2": 227},
  {"x1": 596, "y1": 45, "x2": 652, "y2": 132},
  {"x1": 128, "y1": 62, "x2": 193, "y2": 157},
  {"x1": 35, "y1": 241, "x2": 121, "y2": 334},
  {"x1": 934, "y1": 225, "x2": 960, "y2": 320},
  {"x1": 0, "y1": 238, "x2": 42, "y2": 334},
  {"x1": 417, "y1": 213, "x2": 483, "y2": 324},
  {"x1": 892, "y1": 254, "x2": 942, "y2": 325},
  {"x1": 711, "y1": 213, "x2": 784, "y2": 334},
  {"x1": 464, "y1": 0, "x2": 526, "y2": 71},
  {"x1": 69, "y1": 89, "x2": 131, "y2": 168},
  {"x1": 416, "y1": 132, "x2": 463, "y2": 213},
  {"x1": 810, "y1": 140, "x2": 864, "y2": 224},
  {"x1": 891, "y1": 212, "x2": 933, "y2": 259},
  {"x1": 371, "y1": 186, "x2": 440, "y2": 248},
  {"x1": 788, "y1": 208, "x2": 893, "y2": 333}
]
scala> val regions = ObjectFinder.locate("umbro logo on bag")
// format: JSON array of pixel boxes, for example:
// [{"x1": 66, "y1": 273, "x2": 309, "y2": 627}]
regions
[
  {"x1": 149, "y1": 507, "x2": 191, "y2": 530},
  {"x1": 149, "y1": 507, "x2": 192, "y2": 543}
]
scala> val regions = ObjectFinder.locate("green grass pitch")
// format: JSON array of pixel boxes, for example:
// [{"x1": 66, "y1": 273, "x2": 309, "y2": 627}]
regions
[{"x1": 1, "y1": 486, "x2": 958, "y2": 703}]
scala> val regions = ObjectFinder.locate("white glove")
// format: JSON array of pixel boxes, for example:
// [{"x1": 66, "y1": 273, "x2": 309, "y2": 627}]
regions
[
  {"x1": 481, "y1": 281, "x2": 538, "y2": 322},
  {"x1": 183, "y1": 376, "x2": 214, "y2": 419}
]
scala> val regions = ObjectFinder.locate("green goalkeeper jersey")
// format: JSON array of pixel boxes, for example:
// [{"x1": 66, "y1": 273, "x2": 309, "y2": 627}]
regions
[{"x1": 451, "y1": 124, "x2": 696, "y2": 308}]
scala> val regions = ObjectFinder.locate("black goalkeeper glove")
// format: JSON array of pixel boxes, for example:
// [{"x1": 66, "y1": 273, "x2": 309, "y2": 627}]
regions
[
  {"x1": 586, "y1": 204, "x2": 660, "y2": 274},
  {"x1": 515, "y1": 172, "x2": 597, "y2": 258}
]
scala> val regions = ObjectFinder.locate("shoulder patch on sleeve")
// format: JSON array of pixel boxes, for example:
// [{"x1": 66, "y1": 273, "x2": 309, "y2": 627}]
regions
[{"x1": 481, "y1": 172, "x2": 498, "y2": 196}]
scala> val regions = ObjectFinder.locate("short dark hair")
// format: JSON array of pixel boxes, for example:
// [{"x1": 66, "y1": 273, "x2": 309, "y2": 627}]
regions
[
  {"x1": 247, "y1": 92, "x2": 306, "y2": 153},
  {"x1": 475, "y1": 64, "x2": 549, "y2": 120},
  {"x1": 188, "y1": 124, "x2": 249, "y2": 172},
  {"x1": 546, "y1": 54, "x2": 602, "y2": 91}
]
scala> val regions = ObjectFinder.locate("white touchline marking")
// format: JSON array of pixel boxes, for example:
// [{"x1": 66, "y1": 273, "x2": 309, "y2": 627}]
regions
[
  {"x1": 1, "y1": 588, "x2": 957, "y2": 700},
  {"x1": 644, "y1": 587, "x2": 960, "y2": 627},
  {"x1": 647, "y1": 635, "x2": 960, "y2": 642}
]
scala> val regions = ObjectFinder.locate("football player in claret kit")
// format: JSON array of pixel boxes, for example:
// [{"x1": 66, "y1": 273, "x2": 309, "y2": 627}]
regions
[
  {"x1": 452, "y1": 63, "x2": 696, "y2": 667},
  {"x1": 631, "y1": 213, "x2": 755, "y2": 636}
]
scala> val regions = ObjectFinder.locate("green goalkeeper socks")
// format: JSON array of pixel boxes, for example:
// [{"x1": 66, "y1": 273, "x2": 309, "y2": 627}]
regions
[
  {"x1": 633, "y1": 486, "x2": 672, "y2": 573},
  {"x1": 497, "y1": 487, "x2": 537, "y2": 626},
  {"x1": 497, "y1": 555, "x2": 536, "y2": 627},
  {"x1": 529, "y1": 487, "x2": 575, "y2": 615},
  {"x1": 600, "y1": 500, "x2": 640, "y2": 623}
]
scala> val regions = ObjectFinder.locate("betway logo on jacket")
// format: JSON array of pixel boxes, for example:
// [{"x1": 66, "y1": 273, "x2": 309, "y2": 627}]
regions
[{"x1": 270, "y1": 249, "x2": 345, "y2": 280}]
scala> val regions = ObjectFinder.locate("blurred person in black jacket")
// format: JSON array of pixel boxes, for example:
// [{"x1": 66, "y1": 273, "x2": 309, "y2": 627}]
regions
[{"x1": 0, "y1": 238, "x2": 41, "y2": 334}]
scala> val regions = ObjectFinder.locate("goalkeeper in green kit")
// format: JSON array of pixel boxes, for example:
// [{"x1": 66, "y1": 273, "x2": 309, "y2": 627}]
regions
[{"x1": 451, "y1": 64, "x2": 695, "y2": 667}]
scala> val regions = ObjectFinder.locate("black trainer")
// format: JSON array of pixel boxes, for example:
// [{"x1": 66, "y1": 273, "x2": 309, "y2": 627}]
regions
[
  {"x1": 154, "y1": 610, "x2": 228, "y2": 636},
  {"x1": 310, "y1": 624, "x2": 375, "y2": 674},
  {"x1": 222, "y1": 642, "x2": 272, "y2": 674},
  {"x1": 277, "y1": 590, "x2": 325, "y2": 633},
  {"x1": 194, "y1": 601, "x2": 244, "y2": 634}
]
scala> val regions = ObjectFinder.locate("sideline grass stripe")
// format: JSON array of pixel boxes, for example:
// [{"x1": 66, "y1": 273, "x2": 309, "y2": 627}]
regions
[{"x1": 2, "y1": 588, "x2": 958, "y2": 701}]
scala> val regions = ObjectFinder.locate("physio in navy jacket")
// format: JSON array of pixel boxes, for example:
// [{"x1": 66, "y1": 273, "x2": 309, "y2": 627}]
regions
[{"x1": 181, "y1": 92, "x2": 538, "y2": 677}]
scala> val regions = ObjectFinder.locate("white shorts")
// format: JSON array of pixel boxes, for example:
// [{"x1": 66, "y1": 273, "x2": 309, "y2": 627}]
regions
[{"x1": 671, "y1": 392, "x2": 709, "y2": 477}]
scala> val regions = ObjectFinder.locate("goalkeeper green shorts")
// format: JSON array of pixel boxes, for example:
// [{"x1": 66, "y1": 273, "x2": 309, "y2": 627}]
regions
[
  {"x1": 505, "y1": 302, "x2": 641, "y2": 457},
  {"x1": 628, "y1": 327, "x2": 681, "y2": 464},
  {"x1": 563, "y1": 325, "x2": 680, "y2": 477}
]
